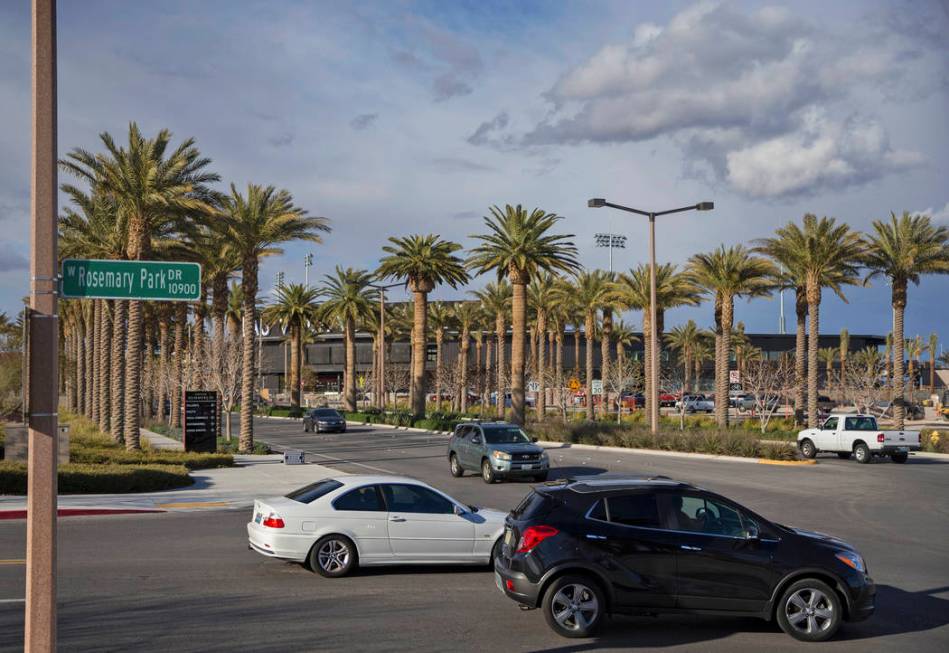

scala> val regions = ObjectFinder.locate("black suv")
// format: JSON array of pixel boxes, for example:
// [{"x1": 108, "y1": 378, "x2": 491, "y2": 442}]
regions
[{"x1": 494, "y1": 475, "x2": 874, "y2": 642}]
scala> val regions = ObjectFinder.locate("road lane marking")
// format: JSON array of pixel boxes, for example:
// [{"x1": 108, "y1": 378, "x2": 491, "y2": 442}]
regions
[
  {"x1": 0, "y1": 560, "x2": 25, "y2": 566},
  {"x1": 157, "y1": 501, "x2": 231, "y2": 509},
  {"x1": 0, "y1": 599, "x2": 26, "y2": 604}
]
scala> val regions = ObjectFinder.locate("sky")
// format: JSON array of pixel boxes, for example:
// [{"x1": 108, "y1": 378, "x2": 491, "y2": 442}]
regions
[{"x1": 1, "y1": 0, "x2": 948, "y2": 352}]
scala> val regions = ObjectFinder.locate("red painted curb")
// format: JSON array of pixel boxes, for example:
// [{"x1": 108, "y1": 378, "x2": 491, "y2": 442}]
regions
[{"x1": 0, "y1": 508, "x2": 165, "y2": 520}]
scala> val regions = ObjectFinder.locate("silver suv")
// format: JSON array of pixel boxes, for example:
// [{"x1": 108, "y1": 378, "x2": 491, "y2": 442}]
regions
[{"x1": 447, "y1": 422, "x2": 549, "y2": 484}]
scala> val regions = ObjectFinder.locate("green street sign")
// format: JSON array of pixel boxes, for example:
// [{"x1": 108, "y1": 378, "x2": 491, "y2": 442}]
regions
[{"x1": 61, "y1": 259, "x2": 201, "y2": 301}]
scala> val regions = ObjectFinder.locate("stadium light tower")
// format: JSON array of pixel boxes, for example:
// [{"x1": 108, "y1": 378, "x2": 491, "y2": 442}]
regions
[{"x1": 594, "y1": 232, "x2": 627, "y2": 273}]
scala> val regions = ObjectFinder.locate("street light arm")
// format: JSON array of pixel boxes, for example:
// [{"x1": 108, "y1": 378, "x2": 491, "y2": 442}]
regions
[
  {"x1": 654, "y1": 204, "x2": 706, "y2": 217},
  {"x1": 602, "y1": 201, "x2": 651, "y2": 217}
]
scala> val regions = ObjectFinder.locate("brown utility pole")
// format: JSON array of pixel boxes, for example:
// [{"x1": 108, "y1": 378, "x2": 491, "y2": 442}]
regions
[{"x1": 26, "y1": 0, "x2": 58, "y2": 650}]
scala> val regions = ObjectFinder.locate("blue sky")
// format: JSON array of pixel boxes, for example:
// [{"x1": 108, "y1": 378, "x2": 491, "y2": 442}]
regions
[{"x1": 1, "y1": 0, "x2": 947, "y2": 351}]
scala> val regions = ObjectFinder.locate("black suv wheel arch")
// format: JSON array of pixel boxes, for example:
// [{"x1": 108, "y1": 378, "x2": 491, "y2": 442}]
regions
[
  {"x1": 535, "y1": 563, "x2": 615, "y2": 613},
  {"x1": 766, "y1": 568, "x2": 852, "y2": 621}
]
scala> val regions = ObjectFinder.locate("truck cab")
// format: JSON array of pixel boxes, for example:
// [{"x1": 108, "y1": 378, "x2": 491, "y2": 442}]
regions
[{"x1": 797, "y1": 414, "x2": 920, "y2": 464}]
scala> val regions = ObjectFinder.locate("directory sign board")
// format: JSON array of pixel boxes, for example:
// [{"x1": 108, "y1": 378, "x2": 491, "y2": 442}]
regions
[{"x1": 183, "y1": 390, "x2": 218, "y2": 453}]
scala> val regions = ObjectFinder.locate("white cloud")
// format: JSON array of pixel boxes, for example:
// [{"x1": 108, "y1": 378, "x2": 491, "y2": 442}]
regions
[
  {"x1": 502, "y1": 1, "x2": 938, "y2": 199},
  {"x1": 916, "y1": 202, "x2": 949, "y2": 223}
]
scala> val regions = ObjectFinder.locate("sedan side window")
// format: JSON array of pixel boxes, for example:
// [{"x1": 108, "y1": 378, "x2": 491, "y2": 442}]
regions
[
  {"x1": 382, "y1": 484, "x2": 454, "y2": 514},
  {"x1": 332, "y1": 485, "x2": 384, "y2": 512}
]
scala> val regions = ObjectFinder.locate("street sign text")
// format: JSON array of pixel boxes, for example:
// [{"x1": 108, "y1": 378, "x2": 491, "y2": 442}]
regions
[{"x1": 61, "y1": 259, "x2": 201, "y2": 301}]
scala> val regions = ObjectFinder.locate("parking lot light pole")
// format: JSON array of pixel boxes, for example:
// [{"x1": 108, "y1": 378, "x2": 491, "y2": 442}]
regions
[{"x1": 588, "y1": 198, "x2": 714, "y2": 435}]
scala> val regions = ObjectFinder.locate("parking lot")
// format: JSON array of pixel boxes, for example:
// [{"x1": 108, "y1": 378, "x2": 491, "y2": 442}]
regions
[{"x1": 1, "y1": 418, "x2": 947, "y2": 651}]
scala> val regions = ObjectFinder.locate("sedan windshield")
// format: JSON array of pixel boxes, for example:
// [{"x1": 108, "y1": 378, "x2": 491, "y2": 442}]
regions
[
  {"x1": 483, "y1": 427, "x2": 531, "y2": 445},
  {"x1": 313, "y1": 409, "x2": 340, "y2": 418}
]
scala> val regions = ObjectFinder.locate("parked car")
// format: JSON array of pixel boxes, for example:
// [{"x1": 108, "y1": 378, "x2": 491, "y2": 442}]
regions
[
  {"x1": 676, "y1": 394, "x2": 714, "y2": 413},
  {"x1": 658, "y1": 391, "x2": 678, "y2": 408},
  {"x1": 248, "y1": 475, "x2": 506, "y2": 577},
  {"x1": 619, "y1": 392, "x2": 645, "y2": 409},
  {"x1": 739, "y1": 394, "x2": 781, "y2": 412},
  {"x1": 448, "y1": 421, "x2": 549, "y2": 483},
  {"x1": 494, "y1": 475, "x2": 875, "y2": 642},
  {"x1": 797, "y1": 413, "x2": 920, "y2": 463},
  {"x1": 303, "y1": 408, "x2": 346, "y2": 433}
]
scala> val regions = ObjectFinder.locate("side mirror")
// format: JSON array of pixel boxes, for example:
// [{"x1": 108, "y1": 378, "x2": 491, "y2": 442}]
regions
[
  {"x1": 453, "y1": 504, "x2": 466, "y2": 516},
  {"x1": 745, "y1": 525, "x2": 760, "y2": 540},
  {"x1": 531, "y1": 436, "x2": 538, "y2": 443}
]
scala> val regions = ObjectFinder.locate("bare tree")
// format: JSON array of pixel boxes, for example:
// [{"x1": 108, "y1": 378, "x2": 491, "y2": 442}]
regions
[
  {"x1": 604, "y1": 356, "x2": 644, "y2": 424},
  {"x1": 742, "y1": 357, "x2": 795, "y2": 433},
  {"x1": 843, "y1": 347, "x2": 886, "y2": 416},
  {"x1": 207, "y1": 335, "x2": 242, "y2": 441}
]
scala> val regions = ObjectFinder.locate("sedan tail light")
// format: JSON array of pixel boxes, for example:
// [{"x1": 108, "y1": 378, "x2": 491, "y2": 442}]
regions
[
  {"x1": 262, "y1": 513, "x2": 285, "y2": 529},
  {"x1": 516, "y1": 525, "x2": 558, "y2": 553}
]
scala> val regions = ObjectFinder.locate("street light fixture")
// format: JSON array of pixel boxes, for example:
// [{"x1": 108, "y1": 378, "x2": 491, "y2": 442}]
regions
[{"x1": 588, "y1": 197, "x2": 714, "y2": 434}]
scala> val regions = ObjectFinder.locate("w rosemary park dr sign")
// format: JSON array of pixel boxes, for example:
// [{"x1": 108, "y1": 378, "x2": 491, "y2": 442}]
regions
[{"x1": 61, "y1": 259, "x2": 201, "y2": 301}]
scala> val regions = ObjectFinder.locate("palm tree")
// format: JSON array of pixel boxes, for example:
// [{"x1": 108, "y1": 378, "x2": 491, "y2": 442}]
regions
[
  {"x1": 611, "y1": 320, "x2": 639, "y2": 373},
  {"x1": 619, "y1": 263, "x2": 702, "y2": 421},
  {"x1": 60, "y1": 123, "x2": 219, "y2": 450},
  {"x1": 468, "y1": 206, "x2": 578, "y2": 425},
  {"x1": 527, "y1": 272, "x2": 560, "y2": 420},
  {"x1": 863, "y1": 211, "x2": 949, "y2": 427},
  {"x1": 688, "y1": 245, "x2": 774, "y2": 426},
  {"x1": 453, "y1": 301, "x2": 481, "y2": 413},
  {"x1": 263, "y1": 283, "x2": 321, "y2": 407},
  {"x1": 907, "y1": 335, "x2": 924, "y2": 395},
  {"x1": 754, "y1": 215, "x2": 863, "y2": 428},
  {"x1": 220, "y1": 183, "x2": 328, "y2": 452},
  {"x1": 377, "y1": 235, "x2": 468, "y2": 418},
  {"x1": 565, "y1": 271, "x2": 620, "y2": 420},
  {"x1": 473, "y1": 280, "x2": 512, "y2": 418},
  {"x1": 884, "y1": 332, "x2": 893, "y2": 398},
  {"x1": 928, "y1": 333, "x2": 939, "y2": 396},
  {"x1": 427, "y1": 301, "x2": 455, "y2": 410},
  {"x1": 692, "y1": 337, "x2": 714, "y2": 390},
  {"x1": 666, "y1": 320, "x2": 703, "y2": 392},
  {"x1": 318, "y1": 268, "x2": 377, "y2": 411},
  {"x1": 818, "y1": 347, "x2": 837, "y2": 391}
]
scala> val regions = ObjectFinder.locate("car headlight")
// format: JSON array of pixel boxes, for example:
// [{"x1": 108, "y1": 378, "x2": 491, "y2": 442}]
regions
[
  {"x1": 491, "y1": 450, "x2": 511, "y2": 461},
  {"x1": 835, "y1": 551, "x2": 866, "y2": 573},
  {"x1": 540, "y1": 451, "x2": 549, "y2": 461}
]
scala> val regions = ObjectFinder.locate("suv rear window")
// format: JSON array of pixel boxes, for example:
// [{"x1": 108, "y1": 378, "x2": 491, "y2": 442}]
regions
[
  {"x1": 512, "y1": 490, "x2": 555, "y2": 519},
  {"x1": 285, "y1": 479, "x2": 343, "y2": 504}
]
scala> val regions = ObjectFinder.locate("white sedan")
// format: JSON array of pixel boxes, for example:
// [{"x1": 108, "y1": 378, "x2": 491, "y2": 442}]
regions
[{"x1": 247, "y1": 475, "x2": 507, "y2": 577}]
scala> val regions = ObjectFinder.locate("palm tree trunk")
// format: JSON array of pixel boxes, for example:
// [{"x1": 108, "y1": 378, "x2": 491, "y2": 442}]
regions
[
  {"x1": 510, "y1": 280, "x2": 527, "y2": 425},
  {"x1": 239, "y1": 261, "x2": 259, "y2": 453},
  {"x1": 555, "y1": 333, "x2": 564, "y2": 410},
  {"x1": 98, "y1": 300, "x2": 112, "y2": 434},
  {"x1": 474, "y1": 337, "x2": 482, "y2": 411},
  {"x1": 716, "y1": 296, "x2": 733, "y2": 427},
  {"x1": 123, "y1": 299, "x2": 143, "y2": 450},
  {"x1": 110, "y1": 300, "x2": 126, "y2": 443},
  {"x1": 192, "y1": 299, "x2": 207, "y2": 389},
  {"x1": 585, "y1": 313, "x2": 595, "y2": 421},
  {"x1": 76, "y1": 315, "x2": 85, "y2": 415},
  {"x1": 460, "y1": 334, "x2": 470, "y2": 413},
  {"x1": 496, "y1": 314, "x2": 505, "y2": 419},
  {"x1": 484, "y1": 337, "x2": 492, "y2": 416},
  {"x1": 410, "y1": 290, "x2": 428, "y2": 419},
  {"x1": 212, "y1": 278, "x2": 228, "y2": 437},
  {"x1": 91, "y1": 300, "x2": 100, "y2": 424},
  {"x1": 930, "y1": 357, "x2": 936, "y2": 397},
  {"x1": 343, "y1": 317, "x2": 356, "y2": 411},
  {"x1": 683, "y1": 351, "x2": 691, "y2": 393},
  {"x1": 807, "y1": 290, "x2": 821, "y2": 429},
  {"x1": 435, "y1": 331, "x2": 443, "y2": 411},
  {"x1": 574, "y1": 323, "x2": 581, "y2": 378},
  {"x1": 158, "y1": 319, "x2": 170, "y2": 423},
  {"x1": 142, "y1": 317, "x2": 154, "y2": 420},
  {"x1": 536, "y1": 312, "x2": 546, "y2": 421},
  {"x1": 794, "y1": 290, "x2": 807, "y2": 424},
  {"x1": 599, "y1": 309, "x2": 612, "y2": 420},
  {"x1": 892, "y1": 288, "x2": 906, "y2": 428},
  {"x1": 290, "y1": 324, "x2": 301, "y2": 407},
  {"x1": 171, "y1": 303, "x2": 187, "y2": 428}
]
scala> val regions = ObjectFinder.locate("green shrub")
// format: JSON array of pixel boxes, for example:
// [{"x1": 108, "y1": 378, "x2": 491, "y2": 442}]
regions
[
  {"x1": 0, "y1": 461, "x2": 192, "y2": 494},
  {"x1": 69, "y1": 448, "x2": 233, "y2": 470}
]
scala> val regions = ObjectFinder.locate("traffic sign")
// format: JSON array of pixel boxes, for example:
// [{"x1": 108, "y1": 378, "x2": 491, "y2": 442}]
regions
[
  {"x1": 729, "y1": 370, "x2": 741, "y2": 384},
  {"x1": 568, "y1": 377, "x2": 581, "y2": 392},
  {"x1": 591, "y1": 380, "x2": 604, "y2": 396},
  {"x1": 183, "y1": 390, "x2": 218, "y2": 453},
  {"x1": 61, "y1": 258, "x2": 201, "y2": 301}
]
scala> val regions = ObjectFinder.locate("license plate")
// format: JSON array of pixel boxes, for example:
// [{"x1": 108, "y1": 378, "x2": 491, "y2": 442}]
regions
[
  {"x1": 504, "y1": 528, "x2": 514, "y2": 547},
  {"x1": 897, "y1": 447, "x2": 908, "y2": 453}
]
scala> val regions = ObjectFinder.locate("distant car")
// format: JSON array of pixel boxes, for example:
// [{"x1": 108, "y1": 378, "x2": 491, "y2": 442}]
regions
[
  {"x1": 619, "y1": 392, "x2": 645, "y2": 409},
  {"x1": 448, "y1": 421, "x2": 549, "y2": 483},
  {"x1": 677, "y1": 394, "x2": 714, "y2": 413},
  {"x1": 248, "y1": 475, "x2": 506, "y2": 577},
  {"x1": 658, "y1": 391, "x2": 678, "y2": 408},
  {"x1": 303, "y1": 408, "x2": 346, "y2": 433},
  {"x1": 740, "y1": 394, "x2": 781, "y2": 412},
  {"x1": 798, "y1": 414, "x2": 920, "y2": 463}
]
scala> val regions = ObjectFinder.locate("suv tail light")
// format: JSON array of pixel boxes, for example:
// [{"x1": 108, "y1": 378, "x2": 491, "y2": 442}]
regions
[
  {"x1": 516, "y1": 525, "x2": 558, "y2": 553},
  {"x1": 877, "y1": 433, "x2": 885, "y2": 443},
  {"x1": 262, "y1": 513, "x2": 285, "y2": 528}
]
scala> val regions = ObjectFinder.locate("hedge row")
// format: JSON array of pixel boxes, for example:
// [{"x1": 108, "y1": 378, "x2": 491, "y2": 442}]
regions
[
  {"x1": 69, "y1": 447, "x2": 234, "y2": 470},
  {"x1": 0, "y1": 462, "x2": 192, "y2": 494},
  {"x1": 343, "y1": 410, "x2": 464, "y2": 432}
]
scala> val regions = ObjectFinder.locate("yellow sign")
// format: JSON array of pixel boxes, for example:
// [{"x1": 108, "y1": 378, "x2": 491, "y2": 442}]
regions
[{"x1": 568, "y1": 377, "x2": 581, "y2": 392}]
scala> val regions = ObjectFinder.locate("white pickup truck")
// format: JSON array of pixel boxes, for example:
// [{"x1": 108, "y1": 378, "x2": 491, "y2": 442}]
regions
[{"x1": 797, "y1": 414, "x2": 920, "y2": 464}]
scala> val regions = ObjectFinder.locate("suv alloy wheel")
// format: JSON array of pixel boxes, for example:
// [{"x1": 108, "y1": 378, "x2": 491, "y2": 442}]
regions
[
  {"x1": 482, "y1": 459, "x2": 496, "y2": 484},
  {"x1": 776, "y1": 578, "x2": 842, "y2": 642},
  {"x1": 542, "y1": 575, "x2": 605, "y2": 638},
  {"x1": 449, "y1": 453, "x2": 464, "y2": 477}
]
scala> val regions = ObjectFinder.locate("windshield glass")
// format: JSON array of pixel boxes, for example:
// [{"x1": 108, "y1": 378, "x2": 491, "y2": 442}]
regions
[
  {"x1": 483, "y1": 427, "x2": 532, "y2": 445},
  {"x1": 313, "y1": 409, "x2": 340, "y2": 417}
]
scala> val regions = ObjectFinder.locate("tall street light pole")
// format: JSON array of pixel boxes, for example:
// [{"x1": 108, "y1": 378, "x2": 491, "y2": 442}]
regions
[
  {"x1": 27, "y1": 1, "x2": 58, "y2": 650},
  {"x1": 588, "y1": 198, "x2": 714, "y2": 435},
  {"x1": 304, "y1": 253, "x2": 313, "y2": 287},
  {"x1": 369, "y1": 282, "x2": 401, "y2": 409}
]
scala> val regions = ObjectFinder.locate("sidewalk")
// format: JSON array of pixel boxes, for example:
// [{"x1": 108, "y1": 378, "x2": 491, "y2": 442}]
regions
[{"x1": 0, "y1": 437, "x2": 342, "y2": 518}]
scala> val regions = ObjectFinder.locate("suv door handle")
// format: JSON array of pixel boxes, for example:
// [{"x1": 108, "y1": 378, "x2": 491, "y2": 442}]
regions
[
  {"x1": 680, "y1": 544, "x2": 702, "y2": 551},
  {"x1": 389, "y1": 516, "x2": 406, "y2": 522},
  {"x1": 585, "y1": 534, "x2": 607, "y2": 541}
]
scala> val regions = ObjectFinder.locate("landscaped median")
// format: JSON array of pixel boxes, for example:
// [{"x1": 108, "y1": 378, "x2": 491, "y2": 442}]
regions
[
  {"x1": 342, "y1": 409, "x2": 805, "y2": 462},
  {"x1": 0, "y1": 413, "x2": 234, "y2": 495}
]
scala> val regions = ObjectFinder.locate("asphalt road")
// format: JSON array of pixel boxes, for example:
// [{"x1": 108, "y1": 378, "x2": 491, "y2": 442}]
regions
[{"x1": 1, "y1": 418, "x2": 947, "y2": 652}]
